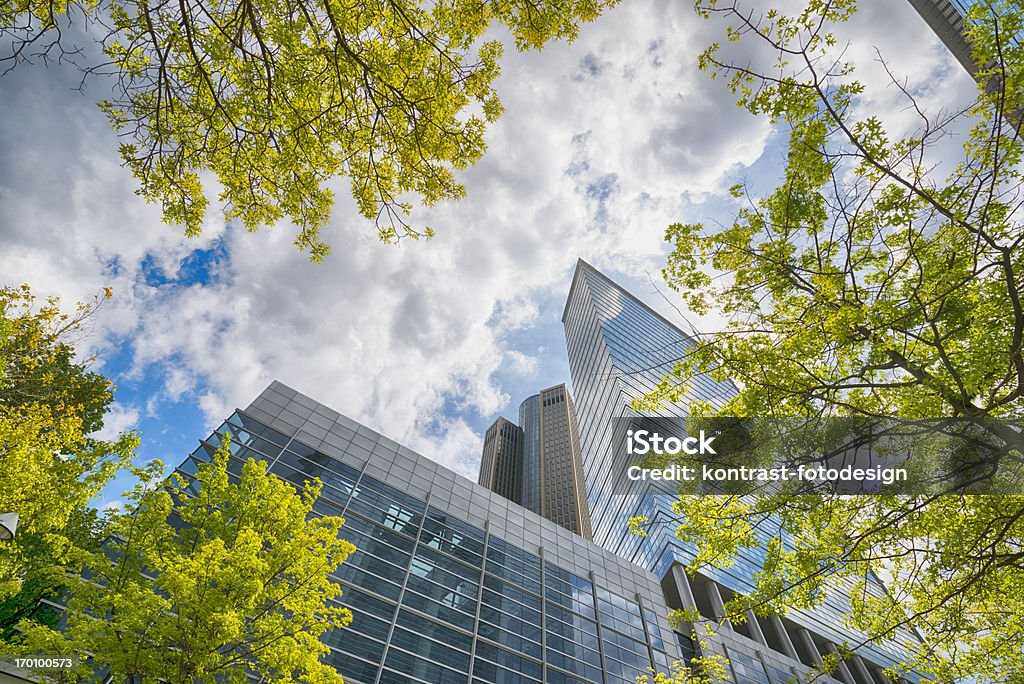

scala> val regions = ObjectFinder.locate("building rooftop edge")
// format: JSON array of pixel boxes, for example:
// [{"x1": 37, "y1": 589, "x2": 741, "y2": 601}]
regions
[
  {"x1": 247, "y1": 380, "x2": 660, "y2": 582},
  {"x1": 561, "y1": 258, "x2": 698, "y2": 347}
]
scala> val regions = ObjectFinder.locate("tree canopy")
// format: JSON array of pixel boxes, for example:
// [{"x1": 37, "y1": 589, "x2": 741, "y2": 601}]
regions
[
  {"x1": 0, "y1": 287, "x2": 355, "y2": 681},
  {"x1": 1, "y1": 0, "x2": 618, "y2": 260},
  {"x1": 0, "y1": 285, "x2": 136, "y2": 635},
  {"x1": 18, "y1": 444, "x2": 355, "y2": 683},
  {"x1": 638, "y1": 0, "x2": 1024, "y2": 681}
]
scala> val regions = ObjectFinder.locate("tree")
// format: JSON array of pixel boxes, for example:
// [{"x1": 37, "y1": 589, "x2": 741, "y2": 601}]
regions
[
  {"x1": 0, "y1": 287, "x2": 355, "y2": 680},
  {"x1": 19, "y1": 444, "x2": 356, "y2": 683},
  {"x1": 637, "y1": 0, "x2": 1024, "y2": 681},
  {"x1": 0, "y1": 285, "x2": 136, "y2": 636},
  {"x1": 0, "y1": 0, "x2": 618, "y2": 260}
]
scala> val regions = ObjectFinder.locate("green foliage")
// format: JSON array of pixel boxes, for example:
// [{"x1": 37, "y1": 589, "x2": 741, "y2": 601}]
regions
[
  {"x1": 636, "y1": 654, "x2": 730, "y2": 684},
  {"x1": 0, "y1": 289, "x2": 353, "y2": 679},
  {"x1": 662, "y1": 0, "x2": 1024, "y2": 422},
  {"x1": 0, "y1": 285, "x2": 136, "y2": 636},
  {"x1": 1, "y1": 0, "x2": 618, "y2": 260},
  {"x1": 644, "y1": 1, "x2": 1024, "y2": 681},
  {"x1": 19, "y1": 444, "x2": 355, "y2": 682},
  {"x1": 0, "y1": 284, "x2": 116, "y2": 433}
]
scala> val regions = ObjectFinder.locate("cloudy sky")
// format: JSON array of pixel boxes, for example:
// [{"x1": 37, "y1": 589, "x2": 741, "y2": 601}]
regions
[{"x1": 0, "y1": 0, "x2": 975, "y2": 503}]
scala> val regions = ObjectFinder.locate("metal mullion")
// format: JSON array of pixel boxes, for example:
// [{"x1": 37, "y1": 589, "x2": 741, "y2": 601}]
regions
[
  {"x1": 467, "y1": 519, "x2": 491, "y2": 684},
  {"x1": 589, "y1": 571, "x2": 609, "y2": 684},
  {"x1": 539, "y1": 549, "x2": 547, "y2": 683},
  {"x1": 636, "y1": 595, "x2": 657, "y2": 674},
  {"x1": 373, "y1": 490, "x2": 431, "y2": 684},
  {"x1": 228, "y1": 407, "x2": 296, "y2": 470}
]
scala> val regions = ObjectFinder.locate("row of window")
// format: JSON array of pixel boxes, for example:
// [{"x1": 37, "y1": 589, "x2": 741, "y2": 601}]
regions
[{"x1": 183, "y1": 412, "x2": 672, "y2": 684}]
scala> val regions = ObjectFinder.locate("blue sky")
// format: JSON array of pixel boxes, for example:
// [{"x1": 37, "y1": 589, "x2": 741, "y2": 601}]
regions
[{"x1": 0, "y1": 0, "x2": 974, "y2": 507}]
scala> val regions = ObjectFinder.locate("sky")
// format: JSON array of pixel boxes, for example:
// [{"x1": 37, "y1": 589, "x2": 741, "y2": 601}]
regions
[{"x1": 0, "y1": 0, "x2": 976, "y2": 506}]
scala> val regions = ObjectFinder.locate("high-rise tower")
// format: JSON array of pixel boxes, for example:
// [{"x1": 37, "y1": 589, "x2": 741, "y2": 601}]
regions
[
  {"x1": 906, "y1": 0, "x2": 974, "y2": 73},
  {"x1": 561, "y1": 260, "x2": 735, "y2": 556},
  {"x1": 478, "y1": 416, "x2": 523, "y2": 505},
  {"x1": 523, "y1": 384, "x2": 593, "y2": 540},
  {"x1": 479, "y1": 384, "x2": 593, "y2": 540},
  {"x1": 905, "y1": 1, "x2": 1022, "y2": 134},
  {"x1": 562, "y1": 259, "x2": 924, "y2": 684}
]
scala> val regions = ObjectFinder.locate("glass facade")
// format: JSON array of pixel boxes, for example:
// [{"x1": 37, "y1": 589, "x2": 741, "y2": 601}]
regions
[
  {"x1": 522, "y1": 385, "x2": 593, "y2": 540},
  {"x1": 561, "y1": 260, "x2": 924, "y2": 680},
  {"x1": 561, "y1": 260, "x2": 734, "y2": 557},
  {"x1": 519, "y1": 395, "x2": 542, "y2": 516},
  {"x1": 174, "y1": 388, "x2": 678, "y2": 684}
]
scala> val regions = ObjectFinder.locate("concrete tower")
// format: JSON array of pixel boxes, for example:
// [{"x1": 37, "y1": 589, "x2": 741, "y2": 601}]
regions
[{"x1": 478, "y1": 384, "x2": 593, "y2": 540}]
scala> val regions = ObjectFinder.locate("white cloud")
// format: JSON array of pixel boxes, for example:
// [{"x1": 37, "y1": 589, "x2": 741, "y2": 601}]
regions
[
  {"x1": 505, "y1": 350, "x2": 540, "y2": 377},
  {"x1": 491, "y1": 296, "x2": 540, "y2": 334},
  {"x1": 406, "y1": 416, "x2": 486, "y2": 479},
  {"x1": 164, "y1": 366, "x2": 196, "y2": 402},
  {"x1": 0, "y1": 0, "x2": 974, "y2": 476},
  {"x1": 92, "y1": 402, "x2": 141, "y2": 441}
]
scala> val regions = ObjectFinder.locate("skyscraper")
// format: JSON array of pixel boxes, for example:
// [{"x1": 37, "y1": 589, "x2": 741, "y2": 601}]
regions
[
  {"x1": 906, "y1": 0, "x2": 1023, "y2": 135},
  {"x1": 524, "y1": 384, "x2": 593, "y2": 541},
  {"x1": 478, "y1": 417, "x2": 523, "y2": 505},
  {"x1": 479, "y1": 384, "x2": 593, "y2": 540},
  {"x1": 158, "y1": 265, "x2": 927, "y2": 684},
  {"x1": 181, "y1": 381, "x2": 678, "y2": 684},
  {"x1": 906, "y1": 0, "x2": 974, "y2": 73},
  {"x1": 562, "y1": 259, "x2": 923, "y2": 684}
]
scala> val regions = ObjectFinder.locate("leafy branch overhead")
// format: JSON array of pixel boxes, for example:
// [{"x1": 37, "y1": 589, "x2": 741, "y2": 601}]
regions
[
  {"x1": 640, "y1": 0, "x2": 1024, "y2": 681},
  {"x1": 1, "y1": 0, "x2": 618, "y2": 260},
  {"x1": 653, "y1": 0, "x2": 1024, "y2": 422},
  {"x1": 17, "y1": 443, "x2": 356, "y2": 683}
]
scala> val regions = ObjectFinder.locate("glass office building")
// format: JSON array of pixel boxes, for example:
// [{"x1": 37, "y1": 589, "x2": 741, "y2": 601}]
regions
[
  {"x1": 562, "y1": 260, "x2": 924, "y2": 684},
  {"x1": 176, "y1": 381, "x2": 678, "y2": 684}
]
